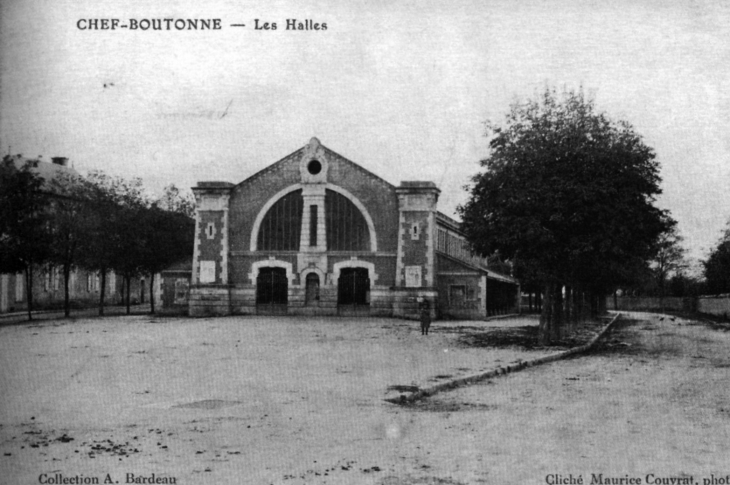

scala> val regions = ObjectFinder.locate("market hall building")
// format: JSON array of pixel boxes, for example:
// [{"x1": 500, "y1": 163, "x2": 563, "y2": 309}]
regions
[{"x1": 183, "y1": 138, "x2": 519, "y2": 319}]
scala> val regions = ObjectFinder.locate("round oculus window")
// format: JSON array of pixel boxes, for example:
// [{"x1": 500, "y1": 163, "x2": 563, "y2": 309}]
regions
[{"x1": 307, "y1": 160, "x2": 322, "y2": 175}]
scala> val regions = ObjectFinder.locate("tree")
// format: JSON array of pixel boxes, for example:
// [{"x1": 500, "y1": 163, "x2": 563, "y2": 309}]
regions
[
  {"x1": 649, "y1": 222, "x2": 687, "y2": 299},
  {"x1": 77, "y1": 171, "x2": 129, "y2": 315},
  {"x1": 47, "y1": 171, "x2": 92, "y2": 318},
  {"x1": 704, "y1": 221, "x2": 730, "y2": 294},
  {"x1": 668, "y1": 274, "x2": 701, "y2": 298},
  {"x1": 158, "y1": 184, "x2": 195, "y2": 218},
  {"x1": 138, "y1": 187, "x2": 195, "y2": 313},
  {"x1": 105, "y1": 177, "x2": 149, "y2": 314},
  {"x1": 704, "y1": 242, "x2": 730, "y2": 294},
  {"x1": 0, "y1": 156, "x2": 53, "y2": 320},
  {"x1": 459, "y1": 87, "x2": 671, "y2": 344}
]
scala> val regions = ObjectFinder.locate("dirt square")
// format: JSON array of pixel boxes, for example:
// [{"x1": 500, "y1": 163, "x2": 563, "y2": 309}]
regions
[{"x1": 1, "y1": 314, "x2": 728, "y2": 484}]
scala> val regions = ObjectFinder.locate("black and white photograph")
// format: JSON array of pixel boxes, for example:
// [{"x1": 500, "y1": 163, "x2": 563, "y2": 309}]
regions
[{"x1": 1, "y1": 1, "x2": 729, "y2": 484}]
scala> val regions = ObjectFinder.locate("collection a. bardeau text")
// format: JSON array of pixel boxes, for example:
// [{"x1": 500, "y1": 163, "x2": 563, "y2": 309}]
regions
[{"x1": 76, "y1": 18, "x2": 327, "y2": 31}]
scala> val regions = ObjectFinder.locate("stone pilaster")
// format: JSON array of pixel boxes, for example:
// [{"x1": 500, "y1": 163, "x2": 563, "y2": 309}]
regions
[
  {"x1": 297, "y1": 138, "x2": 330, "y2": 279},
  {"x1": 190, "y1": 181, "x2": 234, "y2": 316},
  {"x1": 300, "y1": 185, "x2": 327, "y2": 253}
]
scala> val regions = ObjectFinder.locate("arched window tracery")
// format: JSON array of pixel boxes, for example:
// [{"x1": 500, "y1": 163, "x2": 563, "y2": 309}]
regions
[
  {"x1": 325, "y1": 189, "x2": 369, "y2": 251},
  {"x1": 255, "y1": 187, "x2": 372, "y2": 252},
  {"x1": 256, "y1": 189, "x2": 303, "y2": 251}
]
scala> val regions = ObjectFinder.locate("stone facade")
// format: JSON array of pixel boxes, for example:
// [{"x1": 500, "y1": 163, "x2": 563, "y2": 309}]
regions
[
  {"x1": 0, "y1": 267, "x2": 146, "y2": 314},
  {"x1": 186, "y1": 138, "x2": 519, "y2": 319}
]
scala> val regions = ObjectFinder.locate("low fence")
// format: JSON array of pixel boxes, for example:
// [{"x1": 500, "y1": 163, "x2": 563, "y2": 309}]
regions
[{"x1": 697, "y1": 294, "x2": 730, "y2": 319}]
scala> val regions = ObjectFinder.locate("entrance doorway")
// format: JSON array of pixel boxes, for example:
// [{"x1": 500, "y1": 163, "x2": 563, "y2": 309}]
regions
[
  {"x1": 337, "y1": 268, "x2": 370, "y2": 316},
  {"x1": 256, "y1": 267, "x2": 288, "y2": 314},
  {"x1": 305, "y1": 273, "x2": 320, "y2": 306}
]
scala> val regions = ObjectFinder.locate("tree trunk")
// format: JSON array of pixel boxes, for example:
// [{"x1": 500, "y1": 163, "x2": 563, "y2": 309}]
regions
[
  {"x1": 538, "y1": 283, "x2": 555, "y2": 345},
  {"x1": 564, "y1": 286, "x2": 572, "y2": 333},
  {"x1": 99, "y1": 269, "x2": 106, "y2": 316},
  {"x1": 126, "y1": 275, "x2": 131, "y2": 315},
  {"x1": 552, "y1": 284, "x2": 564, "y2": 341},
  {"x1": 589, "y1": 291, "x2": 599, "y2": 318},
  {"x1": 613, "y1": 290, "x2": 618, "y2": 311},
  {"x1": 63, "y1": 263, "x2": 71, "y2": 318},
  {"x1": 528, "y1": 292, "x2": 533, "y2": 313},
  {"x1": 576, "y1": 288, "x2": 585, "y2": 323},
  {"x1": 25, "y1": 265, "x2": 33, "y2": 321},
  {"x1": 149, "y1": 273, "x2": 155, "y2": 314},
  {"x1": 572, "y1": 286, "x2": 581, "y2": 326}
]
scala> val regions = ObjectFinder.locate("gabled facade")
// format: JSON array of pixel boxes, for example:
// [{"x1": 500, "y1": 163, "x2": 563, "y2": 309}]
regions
[{"x1": 187, "y1": 138, "x2": 519, "y2": 319}]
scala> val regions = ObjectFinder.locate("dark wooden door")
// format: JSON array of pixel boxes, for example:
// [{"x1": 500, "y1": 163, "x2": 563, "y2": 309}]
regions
[
  {"x1": 338, "y1": 268, "x2": 369, "y2": 315},
  {"x1": 256, "y1": 267, "x2": 288, "y2": 314}
]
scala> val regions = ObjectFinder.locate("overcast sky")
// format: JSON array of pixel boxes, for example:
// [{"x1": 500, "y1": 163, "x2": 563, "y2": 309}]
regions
[{"x1": 1, "y1": 0, "x2": 728, "y2": 262}]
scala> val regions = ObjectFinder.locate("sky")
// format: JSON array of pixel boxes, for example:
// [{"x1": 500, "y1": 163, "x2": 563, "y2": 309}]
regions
[{"x1": 1, "y1": 0, "x2": 728, "y2": 263}]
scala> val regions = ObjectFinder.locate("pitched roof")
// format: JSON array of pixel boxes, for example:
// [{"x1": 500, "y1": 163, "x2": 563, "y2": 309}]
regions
[
  {"x1": 6, "y1": 155, "x2": 82, "y2": 195},
  {"x1": 436, "y1": 211, "x2": 463, "y2": 233}
]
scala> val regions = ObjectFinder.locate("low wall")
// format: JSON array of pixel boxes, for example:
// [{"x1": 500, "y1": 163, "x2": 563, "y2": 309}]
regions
[
  {"x1": 189, "y1": 285, "x2": 232, "y2": 317},
  {"x1": 698, "y1": 294, "x2": 730, "y2": 318},
  {"x1": 608, "y1": 296, "x2": 688, "y2": 312}
]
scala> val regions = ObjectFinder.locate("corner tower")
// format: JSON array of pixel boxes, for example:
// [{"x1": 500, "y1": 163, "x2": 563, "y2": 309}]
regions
[
  {"x1": 189, "y1": 181, "x2": 234, "y2": 316},
  {"x1": 394, "y1": 181, "x2": 440, "y2": 318}
]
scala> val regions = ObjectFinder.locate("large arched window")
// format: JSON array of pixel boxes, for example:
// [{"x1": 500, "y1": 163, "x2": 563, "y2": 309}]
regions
[
  {"x1": 257, "y1": 189, "x2": 303, "y2": 251},
  {"x1": 325, "y1": 189, "x2": 369, "y2": 251}
]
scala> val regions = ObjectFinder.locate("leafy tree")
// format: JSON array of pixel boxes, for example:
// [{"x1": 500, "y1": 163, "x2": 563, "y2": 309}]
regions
[
  {"x1": 649, "y1": 222, "x2": 687, "y2": 299},
  {"x1": 158, "y1": 184, "x2": 195, "y2": 218},
  {"x1": 77, "y1": 171, "x2": 131, "y2": 315},
  {"x1": 47, "y1": 171, "x2": 93, "y2": 317},
  {"x1": 0, "y1": 156, "x2": 52, "y2": 320},
  {"x1": 74, "y1": 175, "x2": 195, "y2": 315},
  {"x1": 459, "y1": 87, "x2": 671, "y2": 344},
  {"x1": 2, "y1": 160, "x2": 196, "y2": 318},
  {"x1": 138, "y1": 190, "x2": 195, "y2": 313},
  {"x1": 106, "y1": 177, "x2": 149, "y2": 314},
  {"x1": 668, "y1": 274, "x2": 701, "y2": 298},
  {"x1": 704, "y1": 222, "x2": 730, "y2": 294},
  {"x1": 513, "y1": 257, "x2": 543, "y2": 313}
]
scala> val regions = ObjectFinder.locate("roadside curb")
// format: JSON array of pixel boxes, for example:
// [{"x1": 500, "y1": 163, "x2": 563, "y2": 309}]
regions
[
  {"x1": 0, "y1": 306, "x2": 154, "y2": 326},
  {"x1": 0, "y1": 309, "x2": 58, "y2": 320},
  {"x1": 385, "y1": 312, "x2": 622, "y2": 405},
  {"x1": 484, "y1": 313, "x2": 521, "y2": 321}
]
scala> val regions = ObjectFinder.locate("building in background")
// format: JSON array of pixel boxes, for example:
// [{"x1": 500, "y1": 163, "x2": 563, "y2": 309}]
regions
[{"x1": 0, "y1": 156, "x2": 147, "y2": 314}]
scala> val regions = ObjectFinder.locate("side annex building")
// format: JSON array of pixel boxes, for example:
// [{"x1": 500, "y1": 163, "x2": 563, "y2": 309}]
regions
[{"x1": 181, "y1": 138, "x2": 519, "y2": 320}]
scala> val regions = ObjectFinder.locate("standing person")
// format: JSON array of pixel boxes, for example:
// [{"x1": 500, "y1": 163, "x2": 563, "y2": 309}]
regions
[{"x1": 419, "y1": 298, "x2": 431, "y2": 335}]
